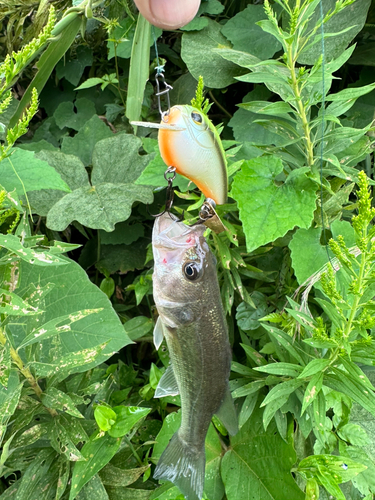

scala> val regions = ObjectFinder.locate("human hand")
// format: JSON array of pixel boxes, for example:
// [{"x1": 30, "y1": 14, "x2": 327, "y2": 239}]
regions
[{"x1": 133, "y1": 0, "x2": 201, "y2": 30}]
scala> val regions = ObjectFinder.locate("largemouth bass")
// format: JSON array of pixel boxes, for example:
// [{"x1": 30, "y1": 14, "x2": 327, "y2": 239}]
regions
[
  {"x1": 158, "y1": 105, "x2": 228, "y2": 206},
  {"x1": 152, "y1": 212, "x2": 238, "y2": 500}
]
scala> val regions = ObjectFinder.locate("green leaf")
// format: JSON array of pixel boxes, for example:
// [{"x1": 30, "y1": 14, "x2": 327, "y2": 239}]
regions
[
  {"x1": 297, "y1": 0, "x2": 371, "y2": 65},
  {"x1": 61, "y1": 115, "x2": 113, "y2": 166},
  {"x1": 298, "y1": 454, "x2": 367, "y2": 484},
  {"x1": 238, "y1": 392, "x2": 258, "y2": 429},
  {"x1": 254, "y1": 362, "x2": 302, "y2": 377},
  {"x1": 94, "y1": 406, "x2": 117, "y2": 432},
  {"x1": 338, "y1": 423, "x2": 369, "y2": 446},
  {"x1": 0, "y1": 148, "x2": 71, "y2": 194},
  {"x1": 221, "y1": 406, "x2": 304, "y2": 500},
  {"x1": 0, "y1": 234, "x2": 68, "y2": 266},
  {"x1": 231, "y1": 156, "x2": 316, "y2": 253},
  {"x1": 99, "y1": 221, "x2": 144, "y2": 246},
  {"x1": 0, "y1": 343, "x2": 10, "y2": 387},
  {"x1": 7, "y1": 257, "x2": 132, "y2": 370},
  {"x1": 69, "y1": 432, "x2": 121, "y2": 500},
  {"x1": 108, "y1": 406, "x2": 151, "y2": 438},
  {"x1": 232, "y1": 379, "x2": 267, "y2": 399},
  {"x1": 289, "y1": 219, "x2": 356, "y2": 284},
  {"x1": 12, "y1": 449, "x2": 56, "y2": 500},
  {"x1": 96, "y1": 239, "x2": 148, "y2": 274},
  {"x1": 54, "y1": 98, "x2": 96, "y2": 131},
  {"x1": 298, "y1": 359, "x2": 331, "y2": 379},
  {"x1": 46, "y1": 183, "x2": 153, "y2": 231},
  {"x1": 261, "y1": 379, "x2": 303, "y2": 407},
  {"x1": 98, "y1": 463, "x2": 150, "y2": 487},
  {"x1": 76, "y1": 474, "x2": 109, "y2": 500},
  {"x1": 56, "y1": 46, "x2": 93, "y2": 87},
  {"x1": 325, "y1": 371, "x2": 375, "y2": 417},
  {"x1": 50, "y1": 416, "x2": 86, "y2": 462},
  {"x1": 27, "y1": 150, "x2": 90, "y2": 217},
  {"x1": 41, "y1": 387, "x2": 83, "y2": 418},
  {"x1": 221, "y1": 5, "x2": 281, "y2": 59},
  {"x1": 18, "y1": 308, "x2": 103, "y2": 349},
  {"x1": 126, "y1": 14, "x2": 151, "y2": 126},
  {"x1": 263, "y1": 324, "x2": 305, "y2": 365},
  {"x1": 181, "y1": 19, "x2": 246, "y2": 89},
  {"x1": 91, "y1": 133, "x2": 152, "y2": 185}
]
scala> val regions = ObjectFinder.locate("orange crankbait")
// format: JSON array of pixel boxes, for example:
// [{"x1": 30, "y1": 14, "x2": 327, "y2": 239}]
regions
[{"x1": 158, "y1": 105, "x2": 228, "y2": 205}]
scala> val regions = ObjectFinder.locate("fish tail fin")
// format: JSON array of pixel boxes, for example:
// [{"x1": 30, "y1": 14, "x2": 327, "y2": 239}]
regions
[{"x1": 154, "y1": 432, "x2": 205, "y2": 500}]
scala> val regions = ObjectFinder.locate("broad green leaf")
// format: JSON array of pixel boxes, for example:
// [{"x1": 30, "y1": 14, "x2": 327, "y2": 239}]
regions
[
  {"x1": 338, "y1": 424, "x2": 368, "y2": 447},
  {"x1": 221, "y1": 406, "x2": 304, "y2": 500},
  {"x1": 46, "y1": 183, "x2": 153, "y2": 231},
  {"x1": 325, "y1": 371, "x2": 375, "y2": 416},
  {"x1": 0, "y1": 234, "x2": 68, "y2": 266},
  {"x1": 181, "y1": 19, "x2": 246, "y2": 89},
  {"x1": 297, "y1": 0, "x2": 371, "y2": 65},
  {"x1": 126, "y1": 14, "x2": 151, "y2": 125},
  {"x1": 0, "y1": 149, "x2": 70, "y2": 194},
  {"x1": 289, "y1": 219, "x2": 356, "y2": 284},
  {"x1": 56, "y1": 46, "x2": 93, "y2": 86},
  {"x1": 254, "y1": 362, "x2": 302, "y2": 377},
  {"x1": 239, "y1": 100, "x2": 294, "y2": 116},
  {"x1": 91, "y1": 133, "x2": 152, "y2": 185},
  {"x1": 75, "y1": 78, "x2": 105, "y2": 90},
  {"x1": 108, "y1": 406, "x2": 151, "y2": 438},
  {"x1": 298, "y1": 454, "x2": 367, "y2": 484},
  {"x1": 7, "y1": 257, "x2": 132, "y2": 370},
  {"x1": 152, "y1": 411, "x2": 224, "y2": 500},
  {"x1": 69, "y1": 432, "x2": 121, "y2": 500},
  {"x1": 18, "y1": 308, "x2": 102, "y2": 349},
  {"x1": 298, "y1": 359, "x2": 331, "y2": 379},
  {"x1": 12, "y1": 423, "x2": 48, "y2": 448},
  {"x1": 76, "y1": 474, "x2": 109, "y2": 500},
  {"x1": 98, "y1": 463, "x2": 150, "y2": 487},
  {"x1": 99, "y1": 221, "x2": 144, "y2": 245},
  {"x1": 28, "y1": 150, "x2": 90, "y2": 216},
  {"x1": 221, "y1": 5, "x2": 281, "y2": 59},
  {"x1": 54, "y1": 98, "x2": 96, "y2": 131},
  {"x1": 96, "y1": 239, "x2": 148, "y2": 274},
  {"x1": 0, "y1": 288, "x2": 42, "y2": 316},
  {"x1": 13, "y1": 449, "x2": 56, "y2": 500},
  {"x1": 0, "y1": 370, "x2": 22, "y2": 428},
  {"x1": 95, "y1": 406, "x2": 117, "y2": 432},
  {"x1": 50, "y1": 417, "x2": 85, "y2": 462},
  {"x1": 61, "y1": 115, "x2": 113, "y2": 166},
  {"x1": 41, "y1": 387, "x2": 83, "y2": 418},
  {"x1": 231, "y1": 156, "x2": 316, "y2": 253}
]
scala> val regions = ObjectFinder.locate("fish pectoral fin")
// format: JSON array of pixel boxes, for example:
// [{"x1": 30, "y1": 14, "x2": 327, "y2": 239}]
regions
[
  {"x1": 155, "y1": 365, "x2": 180, "y2": 398},
  {"x1": 214, "y1": 385, "x2": 239, "y2": 436},
  {"x1": 153, "y1": 316, "x2": 165, "y2": 350}
]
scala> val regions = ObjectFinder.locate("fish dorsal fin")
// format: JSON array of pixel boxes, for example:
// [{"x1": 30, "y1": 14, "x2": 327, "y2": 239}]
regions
[
  {"x1": 155, "y1": 365, "x2": 180, "y2": 398},
  {"x1": 214, "y1": 385, "x2": 239, "y2": 436},
  {"x1": 153, "y1": 316, "x2": 164, "y2": 350}
]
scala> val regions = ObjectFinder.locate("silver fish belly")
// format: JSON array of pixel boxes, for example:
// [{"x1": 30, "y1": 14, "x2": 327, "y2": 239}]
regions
[{"x1": 152, "y1": 212, "x2": 238, "y2": 500}]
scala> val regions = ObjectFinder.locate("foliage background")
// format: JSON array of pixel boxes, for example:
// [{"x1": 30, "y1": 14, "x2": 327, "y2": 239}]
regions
[{"x1": 1, "y1": 0, "x2": 375, "y2": 499}]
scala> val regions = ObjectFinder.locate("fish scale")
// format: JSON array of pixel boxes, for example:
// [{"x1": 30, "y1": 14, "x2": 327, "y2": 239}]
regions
[{"x1": 152, "y1": 212, "x2": 238, "y2": 500}]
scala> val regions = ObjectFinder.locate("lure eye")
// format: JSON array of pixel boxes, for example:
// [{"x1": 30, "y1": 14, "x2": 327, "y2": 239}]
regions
[
  {"x1": 183, "y1": 261, "x2": 200, "y2": 281},
  {"x1": 191, "y1": 112, "x2": 203, "y2": 124}
]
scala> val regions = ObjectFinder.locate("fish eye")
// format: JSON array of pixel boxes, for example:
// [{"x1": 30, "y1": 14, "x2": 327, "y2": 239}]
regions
[
  {"x1": 183, "y1": 261, "x2": 200, "y2": 281},
  {"x1": 191, "y1": 112, "x2": 203, "y2": 124}
]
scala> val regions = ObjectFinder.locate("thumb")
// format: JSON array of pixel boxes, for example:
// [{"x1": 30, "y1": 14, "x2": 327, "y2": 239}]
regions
[{"x1": 133, "y1": 0, "x2": 200, "y2": 30}]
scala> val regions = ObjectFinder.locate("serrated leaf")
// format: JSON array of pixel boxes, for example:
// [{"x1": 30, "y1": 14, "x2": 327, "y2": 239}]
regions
[
  {"x1": 0, "y1": 148, "x2": 71, "y2": 194},
  {"x1": 181, "y1": 19, "x2": 246, "y2": 89},
  {"x1": 338, "y1": 424, "x2": 369, "y2": 447},
  {"x1": 46, "y1": 183, "x2": 153, "y2": 231},
  {"x1": 231, "y1": 156, "x2": 316, "y2": 253},
  {"x1": 69, "y1": 432, "x2": 121, "y2": 500}
]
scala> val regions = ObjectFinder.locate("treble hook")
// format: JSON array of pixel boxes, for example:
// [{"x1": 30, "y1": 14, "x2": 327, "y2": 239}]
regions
[
  {"x1": 155, "y1": 68, "x2": 173, "y2": 122},
  {"x1": 148, "y1": 166, "x2": 177, "y2": 218}
]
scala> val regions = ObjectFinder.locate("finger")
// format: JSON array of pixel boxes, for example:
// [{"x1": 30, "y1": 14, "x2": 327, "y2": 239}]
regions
[{"x1": 133, "y1": 0, "x2": 200, "y2": 30}]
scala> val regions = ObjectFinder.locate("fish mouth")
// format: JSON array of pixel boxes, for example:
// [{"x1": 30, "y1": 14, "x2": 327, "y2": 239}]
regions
[{"x1": 152, "y1": 213, "x2": 205, "y2": 250}]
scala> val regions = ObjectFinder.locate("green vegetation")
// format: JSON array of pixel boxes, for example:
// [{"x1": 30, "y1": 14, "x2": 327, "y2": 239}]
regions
[{"x1": 1, "y1": 0, "x2": 375, "y2": 499}]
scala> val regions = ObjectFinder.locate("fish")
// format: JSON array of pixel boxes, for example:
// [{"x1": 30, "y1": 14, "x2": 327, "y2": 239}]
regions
[
  {"x1": 152, "y1": 212, "x2": 238, "y2": 500},
  {"x1": 158, "y1": 105, "x2": 228, "y2": 206}
]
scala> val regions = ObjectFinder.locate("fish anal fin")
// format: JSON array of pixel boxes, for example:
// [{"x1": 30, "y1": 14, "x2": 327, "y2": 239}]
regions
[
  {"x1": 155, "y1": 365, "x2": 179, "y2": 398},
  {"x1": 215, "y1": 385, "x2": 239, "y2": 436},
  {"x1": 154, "y1": 432, "x2": 204, "y2": 500},
  {"x1": 153, "y1": 316, "x2": 164, "y2": 350}
]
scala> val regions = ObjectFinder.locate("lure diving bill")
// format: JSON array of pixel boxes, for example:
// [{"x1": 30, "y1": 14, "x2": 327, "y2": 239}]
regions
[{"x1": 152, "y1": 212, "x2": 238, "y2": 500}]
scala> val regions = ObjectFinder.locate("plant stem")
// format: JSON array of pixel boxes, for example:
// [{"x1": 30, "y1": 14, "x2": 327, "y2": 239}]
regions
[
  {"x1": 208, "y1": 91, "x2": 233, "y2": 119},
  {"x1": 114, "y1": 44, "x2": 127, "y2": 110},
  {"x1": 123, "y1": 436, "x2": 143, "y2": 466},
  {"x1": 286, "y1": 45, "x2": 314, "y2": 167},
  {"x1": 0, "y1": 328, "x2": 57, "y2": 417}
]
